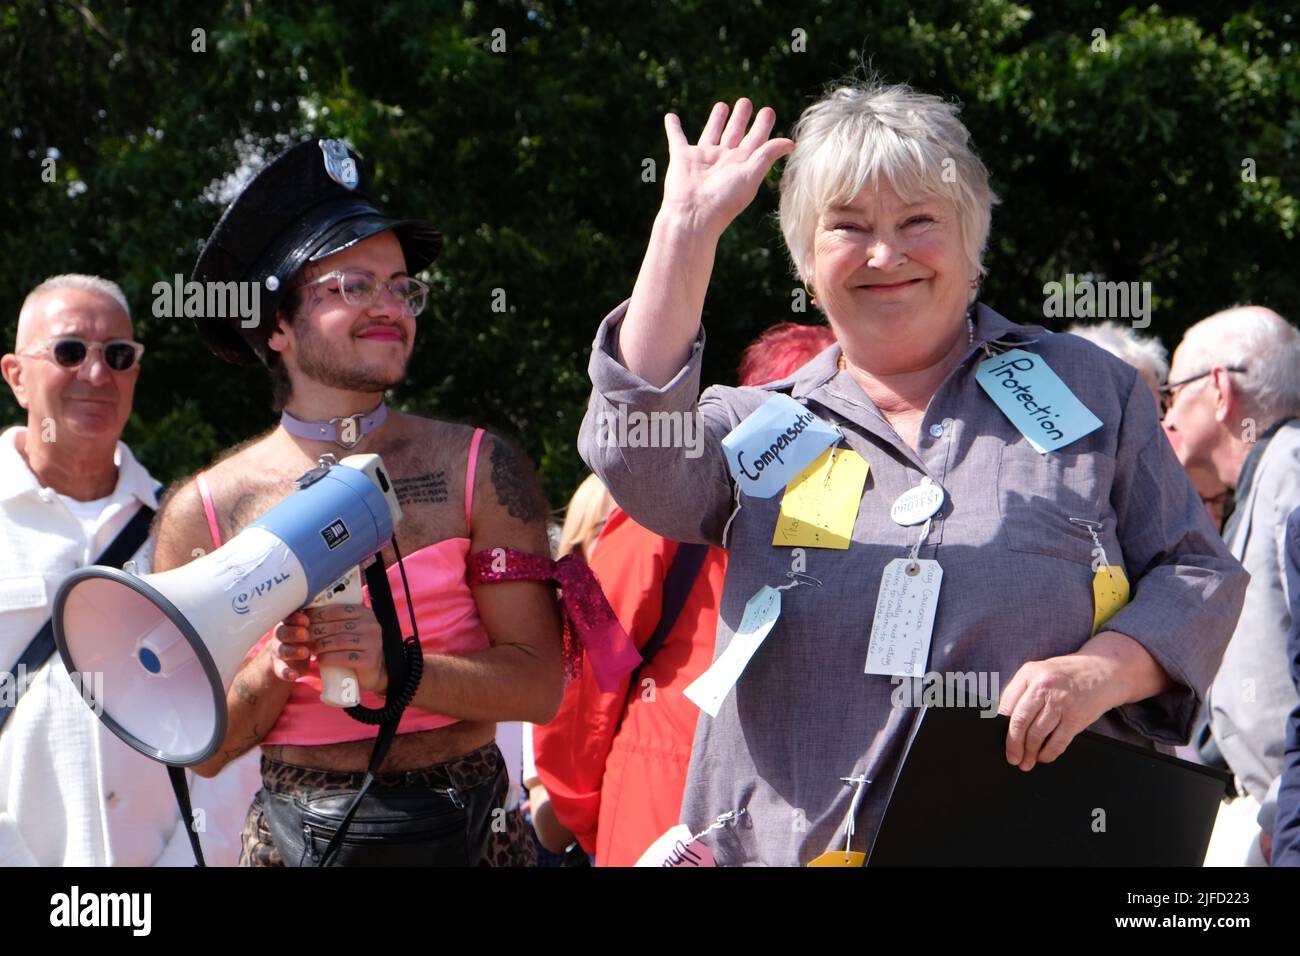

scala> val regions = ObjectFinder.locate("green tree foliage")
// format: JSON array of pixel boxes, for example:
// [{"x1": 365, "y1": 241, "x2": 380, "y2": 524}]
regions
[{"x1": 2, "y1": 1, "x2": 1297, "y2": 508}]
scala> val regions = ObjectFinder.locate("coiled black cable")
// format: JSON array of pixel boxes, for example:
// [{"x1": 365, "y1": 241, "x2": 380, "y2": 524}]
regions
[
  {"x1": 344, "y1": 638, "x2": 423, "y2": 724},
  {"x1": 344, "y1": 534, "x2": 423, "y2": 724},
  {"x1": 319, "y1": 535, "x2": 424, "y2": 866}
]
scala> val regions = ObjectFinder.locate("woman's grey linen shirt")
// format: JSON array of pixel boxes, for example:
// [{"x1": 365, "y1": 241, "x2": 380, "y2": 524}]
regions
[{"x1": 578, "y1": 300, "x2": 1248, "y2": 866}]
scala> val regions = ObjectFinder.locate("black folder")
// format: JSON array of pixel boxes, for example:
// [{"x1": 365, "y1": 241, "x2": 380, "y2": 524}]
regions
[{"x1": 867, "y1": 705, "x2": 1229, "y2": 866}]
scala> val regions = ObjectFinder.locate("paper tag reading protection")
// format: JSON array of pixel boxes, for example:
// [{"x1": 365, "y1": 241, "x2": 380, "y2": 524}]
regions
[
  {"x1": 773, "y1": 447, "x2": 869, "y2": 549},
  {"x1": 634, "y1": 824, "x2": 718, "y2": 867},
  {"x1": 1091, "y1": 565, "x2": 1130, "y2": 635},
  {"x1": 975, "y1": 349, "x2": 1103, "y2": 453},
  {"x1": 864, "y1": 559, "x2": 943, "y2": 678},
  {"x1": 721, "y1": 394, "x2": 841, "y2": 498},
  {"x1": 683, "y1": 586, "x2": 782, "y2": 717}
]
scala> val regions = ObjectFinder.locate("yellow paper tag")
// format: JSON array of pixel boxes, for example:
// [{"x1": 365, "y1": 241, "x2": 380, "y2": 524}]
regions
[
  {"x1": 1092, "y1": 565, "x2": 1130, "y2": 635},
  {"x1": 772, "y1": 447, "x2": 869, "y2": 550},
  {"x1": 807, "y1": 850, "x2": 866, "y2": 867}
]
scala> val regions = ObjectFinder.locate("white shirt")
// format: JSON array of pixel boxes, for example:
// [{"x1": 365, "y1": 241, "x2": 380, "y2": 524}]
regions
[
  {"x1": 0, "y1": 426, "x2": 260, "y2": 866},
  {"x1": 57, "y1": 492, "x2": 117, "y2": 540},
  {"x1": 496, "y1": 721, "x2": 524, "y2": 809}
]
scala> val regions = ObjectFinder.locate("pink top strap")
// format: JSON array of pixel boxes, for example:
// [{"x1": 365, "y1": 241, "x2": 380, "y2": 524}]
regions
[
  {"x1": 465, "y1": 428, "x2": 485, "y2": 534},
  {"x1": 195, "y1": 471, "x2": 223, "y2": 548}
]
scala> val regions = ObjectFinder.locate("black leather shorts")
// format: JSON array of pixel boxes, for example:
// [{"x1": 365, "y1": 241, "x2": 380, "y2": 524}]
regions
[{"x1": 239, "y1": 742, "x2": 536, "y2": 867}]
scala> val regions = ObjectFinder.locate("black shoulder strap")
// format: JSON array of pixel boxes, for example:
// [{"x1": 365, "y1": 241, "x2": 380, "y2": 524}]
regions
[
  {"x1": 167, "y1": 765, "x2": 206, "y2": 866},
  {"x1": 0, "y1": 503, "x2": 154, "y2": 736},
  {"x1": 623, "y1": 542, "x2": 709, "y2": 707}
]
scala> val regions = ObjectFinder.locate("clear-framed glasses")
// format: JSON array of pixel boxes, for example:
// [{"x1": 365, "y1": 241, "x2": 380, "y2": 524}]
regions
[
  {"x1": 1159, "y1": 365, "x2": 1246, "y2": 416},
  {"x1": 296, "y1": 269, "x2": 429, "y2": 317},
  {"x1": 18, "y1": 336, "x2": 145, "y2": 372}
]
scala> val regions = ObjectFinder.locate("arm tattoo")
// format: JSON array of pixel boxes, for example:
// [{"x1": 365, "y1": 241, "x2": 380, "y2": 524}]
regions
[
  {"x1": 488, "y1": 437, "x2": 548, "y2": 524},
  {"x1": 393, "y1": 472, "x2": 448, "y2": 505},
  {"x1": 220, "y1": 722, "x2": 266, "y2": 764},
  {"x1": 233, "y1": 676, "x2": 258, "y2": 706}
]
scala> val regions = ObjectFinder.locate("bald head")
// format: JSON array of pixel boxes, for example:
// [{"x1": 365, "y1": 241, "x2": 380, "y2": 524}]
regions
[
  {"x1": 1173, "y1": 306, "x2": 1300, "y2": 426},
  {"x1": 2, "y1": 275, "x2": 139, "y2": 456},
  {"x1": 16, "y1": 275, "x2": 131, "y2": 351}
]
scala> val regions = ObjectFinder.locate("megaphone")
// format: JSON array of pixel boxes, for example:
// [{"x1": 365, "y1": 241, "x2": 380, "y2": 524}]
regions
[{"x1": 52, "y1": 453, "x2": 402, "y2": 767}]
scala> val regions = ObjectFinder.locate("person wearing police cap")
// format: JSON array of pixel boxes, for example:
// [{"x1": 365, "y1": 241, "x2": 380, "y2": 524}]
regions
[{"x1": 152, "y1": 139, "x2": 566, "y2": 866}]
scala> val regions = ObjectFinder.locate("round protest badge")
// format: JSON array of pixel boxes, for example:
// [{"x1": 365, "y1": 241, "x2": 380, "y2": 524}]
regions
[{"x1": 890, "y1": 477, "x2": 944, "y2": 526}]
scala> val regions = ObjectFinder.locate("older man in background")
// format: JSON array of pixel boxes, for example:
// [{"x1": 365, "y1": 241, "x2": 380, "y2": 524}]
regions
[
  {"x1": 0, "y1": 274, "x2": 257, "y2": 865},
  {"x1": 1069, "y1": 320, "x2": 1230, "y2": 527},
  {"x1": 1163, "y1": 305, "x2": 1300, "y2": 865}
]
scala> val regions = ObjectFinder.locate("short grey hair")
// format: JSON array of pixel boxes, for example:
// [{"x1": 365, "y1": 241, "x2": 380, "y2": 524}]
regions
[
  {"x1": 1181, "y1": 306, "x2": 1300, "y2": 427},
  {"x1": 778, "y1": 80, "x2": 1000, "y2": 294},
  {"x1": 1067, "y1": 321, "x2": 1169, "y2": 386},
  {"x1": 16, "y1": 274, "x2": 131, "y2": 349}
]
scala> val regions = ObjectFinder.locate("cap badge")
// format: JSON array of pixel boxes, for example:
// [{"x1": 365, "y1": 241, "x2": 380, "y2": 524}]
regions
[{"x1": 319, "y1": 139, "x2": 359, "y2": 190}]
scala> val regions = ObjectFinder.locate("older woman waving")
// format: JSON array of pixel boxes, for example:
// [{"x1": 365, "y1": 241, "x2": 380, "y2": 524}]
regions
[{"x1": 578, "y1": 83, "x2": 1247, "y2": 866}]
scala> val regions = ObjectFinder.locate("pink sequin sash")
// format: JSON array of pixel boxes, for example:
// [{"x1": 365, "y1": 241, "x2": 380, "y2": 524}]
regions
[{"x1": 466, "y1": 549, "x2": 640, "y2": 691}]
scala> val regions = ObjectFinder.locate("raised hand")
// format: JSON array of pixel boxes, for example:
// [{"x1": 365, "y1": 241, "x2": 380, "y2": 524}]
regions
[{"x1": 660, "y1": 98, "x2": 795, "y2": 239}]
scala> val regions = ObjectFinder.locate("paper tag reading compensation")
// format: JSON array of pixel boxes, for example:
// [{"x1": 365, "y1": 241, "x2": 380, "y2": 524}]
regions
[
  {"x1": 1091, "y1": 565, "x2": 1130, "y2": 635},
  {"x1": 864, "y1": 559, "x2": 943, "y2": 678},
  {"x1": 773, "y1": 447, "x2": 869, "y2": 549},
  {"x1": 721, "y1": 393, "x2": 841, "y2": 498},
  {"x1": 684, "y1": 585, "x2": 782, "y2": 717},
  {"x1": 975, "y1": 349, "x2": 1103, "y2": 453},
  {"x1": 634, "y1": 824, "x2": 718, "y2": 867}
]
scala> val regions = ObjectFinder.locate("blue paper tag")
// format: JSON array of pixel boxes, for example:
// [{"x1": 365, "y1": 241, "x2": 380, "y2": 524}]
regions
[
  {"x1": 975, "y1": 349, "x2": 1102, "y2": 453},
  {"x1": 721, "y1": 394, "x2": 841, "y2": 498},
  {"x1": 683, "y1": 585, "x2": 784, "y2": 717}
]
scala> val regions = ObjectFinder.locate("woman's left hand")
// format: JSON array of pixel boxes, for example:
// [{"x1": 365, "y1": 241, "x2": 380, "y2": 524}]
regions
[
  {"x1": 300, "y1": 604, "x2": 388, "y2": 695},
  {"x1": 997, "y1": 641, "x2": 1130, "y2": 771}
]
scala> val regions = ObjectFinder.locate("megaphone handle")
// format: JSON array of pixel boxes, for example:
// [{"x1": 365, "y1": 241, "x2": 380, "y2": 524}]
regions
[
  {"x1": 308, "y1": 568, "x2": 365, "y2": 708},
  {"x1": 319, "y1": 664, "x2": 359, "y2": 708}
]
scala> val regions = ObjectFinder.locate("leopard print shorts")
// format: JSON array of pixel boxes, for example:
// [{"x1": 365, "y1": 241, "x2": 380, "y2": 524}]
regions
[{"x1": 238, "y1": 741, "x2": 536, "y2": 867}]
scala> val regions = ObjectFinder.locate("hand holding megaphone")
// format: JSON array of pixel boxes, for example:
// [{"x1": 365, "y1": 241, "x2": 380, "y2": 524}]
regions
[
  {"x1": 270, "y1": 568, "x2": 388, "y2": 707},
  {"x1": 304, "y1": 566, "x2": 366, "y2": 707},
  {"x1": 53, "y1": 450, "x2": 405, "y2": 766}
]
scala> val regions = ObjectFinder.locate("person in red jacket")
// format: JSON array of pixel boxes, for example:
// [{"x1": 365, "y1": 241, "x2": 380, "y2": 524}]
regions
[{"x1": 532, "y1": 321, "x2": 833, "y2": 865}]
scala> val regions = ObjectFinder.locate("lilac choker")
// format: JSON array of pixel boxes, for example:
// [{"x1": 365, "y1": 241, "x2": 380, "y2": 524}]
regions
[{"x1": 280, "y1": 401, "x2": 388, "y2": 449}]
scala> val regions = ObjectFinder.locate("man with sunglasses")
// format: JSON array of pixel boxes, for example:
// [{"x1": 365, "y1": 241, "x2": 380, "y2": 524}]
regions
[
  {"x1": 151, "y1": 140, "x2": 564, "y2": 866},
  {"x1": 1163, "y1": 305, "x2": 1300, "y2": 866},
  {"x1": 0, "y1": 274, "x2": 255, "y2": 865}
]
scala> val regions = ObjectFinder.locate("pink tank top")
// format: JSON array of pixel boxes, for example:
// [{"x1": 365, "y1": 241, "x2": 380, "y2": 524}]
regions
[{"x1": 196, "y1": 429, "x2": 492, "y2": 746}]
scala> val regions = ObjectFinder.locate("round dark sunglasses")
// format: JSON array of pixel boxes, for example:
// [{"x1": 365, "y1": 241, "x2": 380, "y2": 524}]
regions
[{"x1": 20, "y1": 337, "x2": 145, "y2": 372}]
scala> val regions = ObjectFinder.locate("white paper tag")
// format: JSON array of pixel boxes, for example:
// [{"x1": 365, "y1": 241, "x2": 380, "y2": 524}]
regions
[
  {"x1": 683, "y1": 585, "x2": 782, "y2": 718},
  {"x1": 864, "y1": 559, "x2": 943, "y2": 678},
  {"x1": 634, "y1": 824, "x2": 718, "y2": 867}
]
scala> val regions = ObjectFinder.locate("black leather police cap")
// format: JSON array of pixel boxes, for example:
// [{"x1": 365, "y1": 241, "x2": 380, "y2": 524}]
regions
[{"x1": 191, "y1": 139, "x2": 443, "y2": 365}]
